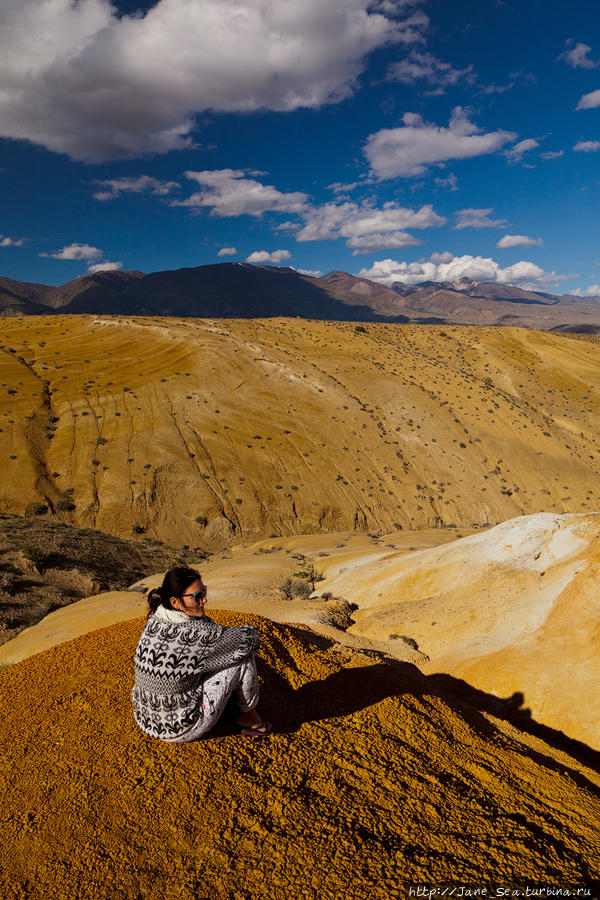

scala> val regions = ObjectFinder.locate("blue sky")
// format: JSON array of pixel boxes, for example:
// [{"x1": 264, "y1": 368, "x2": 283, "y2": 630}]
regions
[{"x1": 1, "y1": 0, "x2": 599, "y2": 294}]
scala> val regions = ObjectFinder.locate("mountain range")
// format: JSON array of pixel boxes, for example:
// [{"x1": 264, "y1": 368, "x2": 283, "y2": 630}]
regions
[{"x1": 2, "y1": 262, "x2": 600, "y2": 330}]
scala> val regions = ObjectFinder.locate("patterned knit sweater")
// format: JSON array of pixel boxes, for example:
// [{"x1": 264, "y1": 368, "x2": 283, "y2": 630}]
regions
[{"x1": 131, "y1": 607, "x2": 259, "y2": 741}]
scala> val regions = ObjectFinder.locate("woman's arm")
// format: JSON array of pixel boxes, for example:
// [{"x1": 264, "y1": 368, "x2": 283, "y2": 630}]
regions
[{"x1": 195, "y1": 620, "x2": 259, "y2": 675}]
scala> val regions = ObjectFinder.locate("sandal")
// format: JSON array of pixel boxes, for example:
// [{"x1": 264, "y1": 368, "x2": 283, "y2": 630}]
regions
[{"x1": 237, "y1": 720, "x2": 273, "y2": 738}]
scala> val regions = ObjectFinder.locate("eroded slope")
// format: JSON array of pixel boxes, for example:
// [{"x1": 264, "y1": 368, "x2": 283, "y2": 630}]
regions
[{"x1": 1, "y1": 316, "x2": 599, "y2": 548}]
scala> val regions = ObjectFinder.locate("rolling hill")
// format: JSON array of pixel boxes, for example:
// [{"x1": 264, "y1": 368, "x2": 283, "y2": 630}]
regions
[{"x1": 1, "y1": 314, "x2": 599, "y2": 548}]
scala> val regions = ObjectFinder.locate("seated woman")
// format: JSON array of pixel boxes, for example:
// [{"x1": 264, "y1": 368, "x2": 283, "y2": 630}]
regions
[{"x1": 131, "y1": 567, "x2": 272, "y2": 741}]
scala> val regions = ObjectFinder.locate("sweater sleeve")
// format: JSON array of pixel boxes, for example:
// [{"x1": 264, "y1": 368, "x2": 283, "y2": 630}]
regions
[{"x1": 197, "y1": 620, "x2": 260, "y2": 675}]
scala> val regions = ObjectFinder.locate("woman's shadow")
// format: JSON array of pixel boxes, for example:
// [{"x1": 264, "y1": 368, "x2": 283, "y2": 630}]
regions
[{"x1": 216, "y1": 625, "x2": 600, "y2": 796}]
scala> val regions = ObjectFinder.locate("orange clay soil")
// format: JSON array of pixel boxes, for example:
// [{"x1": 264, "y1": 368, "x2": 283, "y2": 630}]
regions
[{"x1": 0, "y1": 611, "x2": 599, "y2": 900}]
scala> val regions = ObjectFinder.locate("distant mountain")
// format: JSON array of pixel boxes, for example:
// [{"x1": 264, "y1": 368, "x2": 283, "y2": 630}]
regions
[
  {"x1": 0, "y1": 275, "x2": 53, "y2": 315},
  {"x1": 2, "y1": 262, "x2": 600, "y2": 330},
  {"x1": 43, "y1": 270, "x2": 146, "y2": 310},
  {"x1": 57, "y1": 263, "x2": 403, "y2": 321}
]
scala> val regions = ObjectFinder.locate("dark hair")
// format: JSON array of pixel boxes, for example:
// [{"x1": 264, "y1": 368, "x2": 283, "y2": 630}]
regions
[{"x1": 147, "y1": 567, "x2": 201, "y2": 617}]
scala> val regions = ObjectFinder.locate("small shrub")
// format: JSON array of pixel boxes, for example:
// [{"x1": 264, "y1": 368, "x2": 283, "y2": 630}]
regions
[
  {"x1": 195, "y1": 516, "x2": 208, "y2": 526},
  {"x1": 28, "y1": 502, "x2": 48, "y2": 516},
  {"x1": 317, "y1": 598, "x2": 356, "y2": 630},
  {"x1": 132, "y1": 525, "x2": 145, "y2": 534},
  {"x1": 22, "y1": 544, "x2": 46, "y2": 566},
  {"x1": 354, "y1": 324, "x2": 367, "y2": 333},
  {"x1": 97, "y1": 436, "x2": 108, "y2": 445},
  {"x1": 56, "y1": 499, "x2": 75, "y2": 511},
  {"x1": 398, "y1": 635, "x2": 419, "y2": 650},
  {"x1": 279, "y1": 577, "x2": 312, "y2": 601}
]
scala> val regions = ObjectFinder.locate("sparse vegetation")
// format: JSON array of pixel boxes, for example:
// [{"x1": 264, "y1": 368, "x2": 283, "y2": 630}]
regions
[
  {"x1": 317, "y1": 598, "x2": 357, "y2": 630},
  {"x1": 279, "y1": 577, "x2": 312, "y2": 601}
]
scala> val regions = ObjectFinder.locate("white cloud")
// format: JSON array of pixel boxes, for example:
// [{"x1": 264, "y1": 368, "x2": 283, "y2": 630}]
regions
[
  {"x1": 41, "y1": 243, "x2": 104, "y2": 261},
  {"x1": 327, "y1": 181, "x2": 361, "y2": 194},
  {"x1": 386, "y1": 51, "x2": 475, "y2": 92},
  {"x1": 540, "y1": 150, "x2": 564, "y2": 160},
  {"x1": 365, "y1": 107, "x2": 517, "y2": 178},
  {"x1": 87, "y1": 261, "x2": 123, "y2": 273},
  {"x1": 347, "y1": 231, "x2": 422, "y2": 254},
  {"x1": 372, "y1": 7, "x2": 430, "y2": 44},
  {"x1": 576, "y1": 90, "x2": 600, "y2": 110},
  {"x1": 573, "y1": 140, "x2": 600, "y2": 152},
  {"x1": 246, "y1": 249, "x2": 292, "y2": 264},
  {"x1": 505, "y1": 138, "x2": 539, "y2": 163},
  {"x1": 430, "y1": 251, "x2": 453, "y2": 264},
  {"x1": 0, "y1": 234, "x2": 26, "y2": 247},
  {"x1": 497, "y1": 234, "x2": 543, "y2": 249},
  {"x1": 173, "y1": 171, "x2": 445, "y2": 254},
  {"x1": 357, "y1": 254, "x2": 569, "y2": 291},
  {"x1": 0, "y1": 0, "x2": 414, "y2": 162},
  {"x1": 559, "y1": 41, "x2": 598, "y2": 70},
  {"x1": 295, "y1": 268, "x2": 323, "y2": 278},
  {"x1": 434, "y1": 173, "x2": 458, "y2": 190},
  {"x1": 93, "y1": 175, "x2": 179, "y2": 201},
  {"x1": 569, "y1": 284, "x2": 600, "y2": 296},
  {"x1": 454, "y1": 208, "x2": 507, "y2": 230},
  {"x1": 176, "y1": 170, "x2": 309, "y2": 217},
  {"x1": 294, "y1": 201, "x2": 445, "y2": 245},
  {"x1": 217, "y1": 247, "x2": 238, "y2": 257}
]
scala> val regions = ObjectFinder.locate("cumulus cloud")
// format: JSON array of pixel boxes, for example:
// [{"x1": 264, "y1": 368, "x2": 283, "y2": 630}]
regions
[
  {"x1": 172, "y1": 169, "x2": 445, "y2": 254},
  {"x1": 559, "y1": 41, "x2": 598, "y2": 70},
  {"x1": 93, "y1": 175, "x2": 179, "y2": 201},
  {"x1": 295, "y1": 268, "x2": 323, "y2": 278},
  {"x1": 365, "y1": 107, "x2": 517, "y2": 178},
  {"x1": 576, "y1": 90, "x2": 600, "y2": 110},
  {"x1": 497, "y1": 234, "x2": 543, "y2": 249},
  {"x1": 357, "y1": 254, "x2": 569, "y2": 291},
  {"x1": 386, "y1": 51, "x2": 475, "y2": 92},
  {"x1": 0, "y1": 234, "x2": 26, "y2": 247},
  {"x1": 292, "y1": 200, "x2": 445, "y2": 252},
  {"x1": 0, "y1": 0, "x2": 415, "y2": 162},
  {"x1": 430, "y1": 251, "x2": 453, "y2": 264},
  {"x1": 246, "y1": 249, "x2": 291, "y2": 264},
  {"x1": 41, "y1": 243, "x2": 104, "y2": 261},
  {"x1": 175, "y1": 170, "x2": 309, "y2": 217},
  {"x1": 217, "y1": 247, "x2": 238, "y2": 257},
  {"x1": 505, "y1": 138, "x2": 539, "y2": 163},
  {"x1": 87, "y1": 261, "x2": 123, "y2": 273},
  {"x1": 569, "y1": 284, "x2": 600, "y2": 296},
  {"x1": 454, "y1": 208, "x2": 507, "y2": 230},
  {"x1": 573, "y1": 140, "x2": 600, "y2": 152},
  {"x1": 540, "y1": 150, "x2": 564, "y2": 160}
]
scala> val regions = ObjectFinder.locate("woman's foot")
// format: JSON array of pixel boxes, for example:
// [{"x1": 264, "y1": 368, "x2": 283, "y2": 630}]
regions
[{"x1": 235, "y1": 708, "x2": 272, "y2": 736}]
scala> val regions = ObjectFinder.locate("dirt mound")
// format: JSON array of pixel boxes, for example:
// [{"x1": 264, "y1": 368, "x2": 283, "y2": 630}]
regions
[{"x1": 0, "y1": 611, "x2": 599, "y2": 898}]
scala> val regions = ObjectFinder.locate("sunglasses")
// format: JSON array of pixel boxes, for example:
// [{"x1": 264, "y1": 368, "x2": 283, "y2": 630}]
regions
[{"x1": 182, "y1": 586, "x2": 207, "y2": 602}]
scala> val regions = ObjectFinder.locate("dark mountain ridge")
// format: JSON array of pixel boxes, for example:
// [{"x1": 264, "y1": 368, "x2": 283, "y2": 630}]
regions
[{"x1": 2, "y1": 262, "x2": 600, "y2": 330}]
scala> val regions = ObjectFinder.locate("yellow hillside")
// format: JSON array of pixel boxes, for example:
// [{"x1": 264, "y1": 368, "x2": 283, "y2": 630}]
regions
[
  {"x1": 0, "y1": 316, "x2": 599, "y2": 548},
  {"x1": 0, "y1": 612, "x2": 598, "y2": 898},
  {"x1": 318, "y1": 512, "x2": 600, "y2": 750}
]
